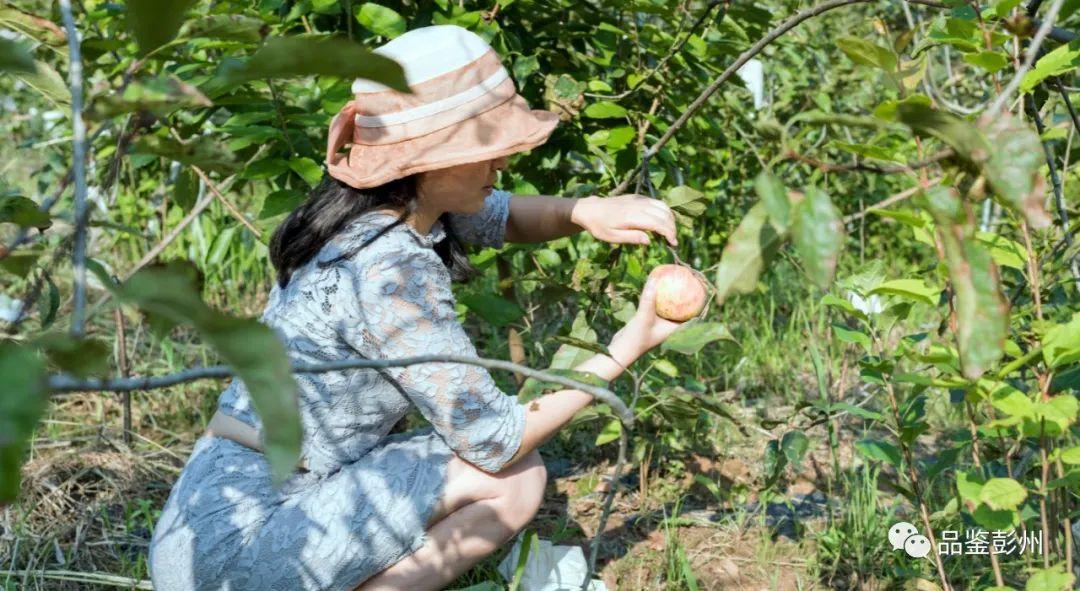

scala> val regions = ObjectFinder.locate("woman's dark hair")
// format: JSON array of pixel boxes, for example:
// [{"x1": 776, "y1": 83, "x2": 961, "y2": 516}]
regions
[{"x1": 269, "y1": 174, "x2": 476, "y2": 289}]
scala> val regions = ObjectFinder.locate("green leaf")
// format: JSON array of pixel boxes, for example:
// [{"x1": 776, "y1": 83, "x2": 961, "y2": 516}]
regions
[
  {"x1": 114, "y1": 263, "x2": 302, "y2": 482},
  {"x1": 963, "y1": 50, "x2": 1008, "y2": 73},
  {"x1": 781, "y1": 430, "x2": 809, "y2": 469},
  {"x1": 973, "y1": 503, "x2": 1019, "y2": 530},
  {"x1": 754, "y1": 172, "x2": 790, "y2": 233},
  {"x1": 715, "y1": 203, "x2": 782, "y2": 303},
  {"x1": 0, "y1": 251, "x2": 40, "y2": 278},
  {"x1": 661, "y1": 321, "x2": 737, "y2": 356},
  {"x1": 1041, "y1": 311, "x2": 1080, "y2": 368},
  {"x1": 218, "y1": 35, "x2": 409, "y2": 92},
  {"x1": 31, "y1": 332, "x2": 110, "y2": 379},
  {"x1": 288, "y1": 157, "x2": 323, "y2": 188},
  {"x1": 132, "y1": 135, "x2": 239, "y2": 175},
  {"x1": 831, "y1": 323, "x2": 871, "y2": 349},
  {"x1": 836, "y1": 36, "x2": 897, "y2": 71},
  {"x1": 583, "y1": 101, "x2": 628, "y2": 119},
  {"x1": 458, "y1": 293, "x2": 525, "y2": 327},
  {"x1": 1021, "y1": 39, "x2": 1080, "y2": 93},
  {"x1": 595, "y1": 419, "x2": 622, "y2": 445},
  {"x1": 979, "y1": 477, "x2": 1027, "y2": 510},
  {"x1": 90, "y1": 74, "x2": 212, "y2": 119},
  {"x1": 868, "y1": 279, "x2": 940, "y2": 306},
  {"x1": 179, "y1": 14, "x2": 267, "y2": 43},
  {"x1": 355, "y1": 3, "x2": 407, "y2": 38},
  {"x1": 989, "y1": 382, "x2": 1035, "y2": 418},
  {"x1": 896, "y1": 102, "x2": 990, "y2": 167},
  {"x1": 0, "y1": 195, "x2": 51, "y2": 230},
  {"x1": 14, "y1": 59, "x2": 70, "y2": 107},
  {"x1": 662, "y1": 185, "x2": 711, "y2": 219},
  {"x1": 173, "y1": 168, "x2": 198, "y2": 213},
  {"x1": 125, "y1": 0, "x2": 198, "y2": 55},
  {"x1": 513, "y1": 54, "x2": 540, "y2": 83},
  {"x1": 956, "y1": 470, "x2": 986, "y2": 504},
  {"x1": 994, "y1": 0, "x2": 1023, "y2": 17},
  {"x1": 206, "y1": 225, "x2": 238, "y2": 267},
  {"x1": 790, "y1": 187, "x2": 844, "y2": 288},
  {"x1": 855, "y1": 439, "x2": 902, "y2": 467},
  {"x1": 0, "y1": 38, "x2": 36, "y2": 73},
  {"x1": 981, "y1": 114, "x2": 1052, "y2": 229},
  {"x1": 258, "y1": 189, "x2": 305, "y2": 219},
  {"x1": 0, "y1": 5, "x2": 67, "y2": 49},
  {"x1": 976, "y1": 231, "x2": 1028, "y2": 269},
  {"x1": 1024, "y1": 565, "x2": 1075, "y2": 591},
  {"x1": 1060, "y1": 446, "x2": 1080, "y2": 465},
  {"x1": 0, "y1": 342, "x2": 47, "y2": 503}
]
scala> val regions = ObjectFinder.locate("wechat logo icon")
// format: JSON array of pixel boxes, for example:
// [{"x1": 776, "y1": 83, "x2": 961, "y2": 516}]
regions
[{"x1": 889, "y1": 522, "x2": 931, "y2": 559}]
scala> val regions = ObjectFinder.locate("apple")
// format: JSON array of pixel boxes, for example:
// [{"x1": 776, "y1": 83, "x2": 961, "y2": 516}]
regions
[{"x1": 650, "y1": 264, "x2": 707, "y2": 322}]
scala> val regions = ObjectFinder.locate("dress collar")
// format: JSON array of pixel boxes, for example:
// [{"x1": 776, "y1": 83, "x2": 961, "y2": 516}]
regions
[{"x1": 364, "y1": 211, "x2": 446, "y2": 247}]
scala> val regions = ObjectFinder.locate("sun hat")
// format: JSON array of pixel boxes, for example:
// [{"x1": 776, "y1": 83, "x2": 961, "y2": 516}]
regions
[{"x1": 325, "y1": 25, "x2": 560, "y2": 189}]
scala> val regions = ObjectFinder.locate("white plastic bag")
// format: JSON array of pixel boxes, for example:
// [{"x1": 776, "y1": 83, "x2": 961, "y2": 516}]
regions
[{"x1": 496, "y1": 533, "x2": 609, "y2": 591}]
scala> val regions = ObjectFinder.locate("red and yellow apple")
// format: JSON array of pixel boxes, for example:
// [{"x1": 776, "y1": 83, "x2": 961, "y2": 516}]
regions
[{"x1": 650, "y1": 264, "x2": 707, "y2": 322}]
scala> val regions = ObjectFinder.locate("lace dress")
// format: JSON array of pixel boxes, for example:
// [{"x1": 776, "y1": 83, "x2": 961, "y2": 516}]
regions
[{"x1": 148, "y1": 190, "x2": 528, "y2": 590}]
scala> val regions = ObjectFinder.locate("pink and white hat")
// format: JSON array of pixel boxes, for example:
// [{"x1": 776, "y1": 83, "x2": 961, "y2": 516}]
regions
[{"x1": 325, "y1": 25, "x2": 559, "y2": 189}]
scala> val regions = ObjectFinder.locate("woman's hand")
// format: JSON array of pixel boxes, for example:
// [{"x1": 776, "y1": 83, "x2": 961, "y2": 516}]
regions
[
  {"x1": 609, "y1": 271, "x2": 684, "y2": 362},
  {"x1": 570, "y1": 195, "x2": 678, "y2": 247}
]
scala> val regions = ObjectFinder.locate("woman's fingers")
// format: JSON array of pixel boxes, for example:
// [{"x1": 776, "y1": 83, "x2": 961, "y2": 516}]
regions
[
  {"x1": 627, "y1": 208, "x2": 678, "y2": 246},
  {"x1": 609, "y1": 229, "x2": 651, "y2": 245}
]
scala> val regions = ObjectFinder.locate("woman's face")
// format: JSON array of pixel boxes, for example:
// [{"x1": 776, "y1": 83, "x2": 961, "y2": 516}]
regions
[{"x1": 417, "y1": 156, "x2": 508, "y2": 214}]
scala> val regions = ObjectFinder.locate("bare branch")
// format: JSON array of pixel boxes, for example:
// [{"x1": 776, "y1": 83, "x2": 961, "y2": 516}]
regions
[
  {"x1": 46, "y1": 354, "x2": 635, "y2": 425},
  {"x1": 58, "y1": 0, "x2": 90, "y2": 337}
]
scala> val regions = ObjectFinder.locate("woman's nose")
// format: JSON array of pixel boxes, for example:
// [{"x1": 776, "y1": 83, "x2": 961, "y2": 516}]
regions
[{"x1": 491, "y1": 156, "x2": 508, "y2": 171}]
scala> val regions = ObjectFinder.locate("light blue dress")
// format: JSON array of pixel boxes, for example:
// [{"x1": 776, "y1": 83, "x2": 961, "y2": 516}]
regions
[{"x1": 149, "y1": 190, "x2": 528, "y2": 590}]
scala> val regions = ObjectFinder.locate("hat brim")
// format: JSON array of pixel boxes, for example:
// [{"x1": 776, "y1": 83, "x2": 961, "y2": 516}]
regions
[{"x1": 327, "y1": 95, "x2": 559, "y2": 190}]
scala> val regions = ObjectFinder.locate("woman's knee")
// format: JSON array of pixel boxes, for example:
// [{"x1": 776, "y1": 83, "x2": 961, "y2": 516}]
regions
[{"x1": 496, "y1": 449, "x2": 547, "y2": 526}]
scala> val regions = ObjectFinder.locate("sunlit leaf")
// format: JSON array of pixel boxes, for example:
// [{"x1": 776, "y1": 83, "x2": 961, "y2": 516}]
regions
[
  {"x1": 14, "y1": 59, "x2": 70, "y2": 107},
  {"x1": 868, "y1": 279, "x2": 940, "y2": 306},
  {"x1": 937, "y1": 229, "x2": 1007, "y2": 379},
  {"x1": 1041, "y1": 312, "x2": 1080, "y2": 368},
  {"x1": 355, "y1": 3, "x2": 407, "y2": 39},
  {"x1": 90, "y1": 74, "x2": 212, "y2": 119},
  {"x1": 0, "y1": 195, "x2": 51, "y2": 230},
  {"x1": 979, "y1": 477, "x2": 1027, "y2": 510},
  {"x1": 661, "y1": 321, "x2": 736, "y2": 356},
  {"x1": 1020, "y1": 39, "x2": 1080, "y2": 92},
  {"x1": 132, "y1": 135, "x2": 239, "y2": 175}
]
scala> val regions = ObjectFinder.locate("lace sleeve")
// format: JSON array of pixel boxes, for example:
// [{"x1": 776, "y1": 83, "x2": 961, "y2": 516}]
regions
[
  {"x1": 341, "y1": 245, "x2": 526, "y2": 473},
  {"x1": 445, "y1": 189, "x2": 512, "y2": 248}
]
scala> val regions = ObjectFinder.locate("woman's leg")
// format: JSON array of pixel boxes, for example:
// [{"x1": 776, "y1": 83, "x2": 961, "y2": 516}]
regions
[{"x1": 355, "y1": 449, "x2": 547, "y2": 591}]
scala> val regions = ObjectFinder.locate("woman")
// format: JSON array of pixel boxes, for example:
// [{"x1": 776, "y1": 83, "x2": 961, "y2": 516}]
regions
[{"x1": 149, "y1": 24, "x2": 682, "y2": 591}]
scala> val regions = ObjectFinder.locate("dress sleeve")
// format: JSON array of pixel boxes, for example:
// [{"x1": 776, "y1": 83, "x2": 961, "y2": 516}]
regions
[
  {"x1": 445, "y1": 189, "x2": 512, "y2": 248},
  {"x1": 340, "y1": 246, "x2": 527, "y2": 473}
]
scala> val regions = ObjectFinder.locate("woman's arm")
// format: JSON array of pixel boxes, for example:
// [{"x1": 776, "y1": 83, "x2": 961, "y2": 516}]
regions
[
  {"x1": 504, "y1": 194, "x2": 679, "y2": 246},
  {"x1": 502, "y1": 271, "x2": 682, "y2": 467}
]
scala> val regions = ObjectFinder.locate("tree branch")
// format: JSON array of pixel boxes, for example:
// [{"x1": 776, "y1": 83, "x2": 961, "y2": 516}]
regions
[
  {"x1": 46, "y1": 354, "x2": 635, "y2": 425},
  {"x1": 58, "y1": 0, "x2": 89, "y2": 337}
]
